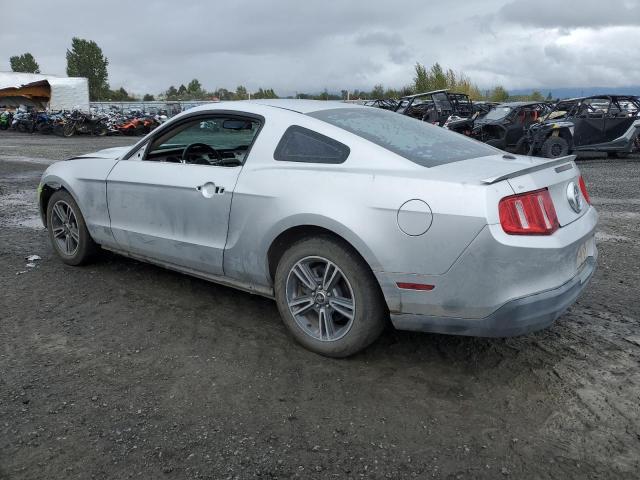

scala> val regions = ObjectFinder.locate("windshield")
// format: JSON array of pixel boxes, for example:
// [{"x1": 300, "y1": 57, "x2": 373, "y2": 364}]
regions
[
  {"x1": 484, "y1": 106, "x2": 513, "y2": 121},
  {"x1": 308, "y1": 108, "x2": 497, "y2": 167}
]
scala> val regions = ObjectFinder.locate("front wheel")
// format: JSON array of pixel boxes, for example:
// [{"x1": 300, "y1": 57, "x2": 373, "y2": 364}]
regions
[
  {"x1": 62, "y1": 122, "x2": 75, "y2": 137},
  {"x1": 274, "y1": 236, "x2": 387, "y2": 357},
  {"x1": 540, "y1": 136, "x2": 570, "y2": 158},
  {"x1": 46, "y1": 190, "x2": 98, "y2": 265}
]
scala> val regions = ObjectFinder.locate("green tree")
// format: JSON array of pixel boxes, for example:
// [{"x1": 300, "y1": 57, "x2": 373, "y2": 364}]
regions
[
  {"x1": 214, "y1": 88, "x2": 233, "y2": 100},
  {"x1": 186, "y1": 79, "x2": 205, "y2": 99},
  {"x1": 414, "y1": 62, "x2": 430, "y2": 92},
  {"x1": 489, "y1": 86, "x2": 509, "y2": 102},
  {"x1": 177, "y1": 84, "x2": 187, "y2": 96},
  {"x1": 530, "y1": 90, "x2": 544, "y2": 101},
  {"x1": 142, "y1": 93, "x2": 155, "y2": 101},
  {"x1": 235, "y1": 85, "x2": 248, "y2": 100},
  {"x1": 107, "y1": 87, "x2": 136, "y2": 101},
  {"x1": 371, "y1": 84, "x2": 385, "y2": 99},
  {"x1": 66, "y1": 37, "x2": 109, "y2": 100},
  {"x1": 165, "y1": 86, "x2": 178, "y2": 100},
  {"x1": 9, "y1": 52, "x2": 40, "y2": 73}
]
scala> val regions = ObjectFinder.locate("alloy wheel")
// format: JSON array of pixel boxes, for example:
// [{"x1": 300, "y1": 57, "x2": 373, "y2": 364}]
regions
[
  {"x1": 285, "y1": 256, "x2": 356, "y2": 342},
  {"x1": 50, "y1": 200, "x2": 80, "y2": 256}
]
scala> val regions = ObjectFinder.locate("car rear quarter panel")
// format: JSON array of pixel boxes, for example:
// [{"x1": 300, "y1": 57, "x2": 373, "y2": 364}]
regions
[{"x1": 223, "y1": 113, "x2": 511, "y2": 298}]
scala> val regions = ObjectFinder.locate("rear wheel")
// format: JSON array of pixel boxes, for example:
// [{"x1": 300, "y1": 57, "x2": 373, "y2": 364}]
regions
[
  {"x1": 274, "y1": 236, "x2": 387, "y2": 357},
  {"x1": 46, "y1": 190, "x2": 97, "y2": 266},
  {"x1": 62, "y1": 122, "x2": 75, "y2": 137},
  {"x1": 540, "y1": 136, "x2": 569, "y2": 158},
  {"x1": 607, "y1": 152, "x2": 630, "y2": 159},
  {"x1": 486, "y1": 138, "x2": 505, "y2": 150},
  {"x1": 514, "y1": 137, "x2": 530, "y2": 155}
]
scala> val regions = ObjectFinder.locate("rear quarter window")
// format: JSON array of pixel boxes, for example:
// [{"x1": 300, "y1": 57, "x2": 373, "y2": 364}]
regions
[{"x1": 274, "y1": 125, "x2": 350, "y2": 164}]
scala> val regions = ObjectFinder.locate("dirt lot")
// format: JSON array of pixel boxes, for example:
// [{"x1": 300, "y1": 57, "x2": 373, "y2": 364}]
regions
[{"x1": 1, "y1": 131, "x2": 639, "y2": 479}]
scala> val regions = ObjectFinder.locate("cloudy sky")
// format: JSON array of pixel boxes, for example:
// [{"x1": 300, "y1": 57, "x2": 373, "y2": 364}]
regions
[{"x1": 2, "y1": 0, "x2": 639, "y2": 96}]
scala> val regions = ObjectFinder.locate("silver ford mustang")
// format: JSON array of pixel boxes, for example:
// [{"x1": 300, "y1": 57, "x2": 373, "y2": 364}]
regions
[{"x1": 38, "y1": 100, "x2": 597, "y2": 357}]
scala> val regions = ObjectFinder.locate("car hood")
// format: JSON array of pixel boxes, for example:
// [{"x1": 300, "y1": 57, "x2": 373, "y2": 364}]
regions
[{"x1": 67, "y1": 146, "x2": 132, "y2": 161}]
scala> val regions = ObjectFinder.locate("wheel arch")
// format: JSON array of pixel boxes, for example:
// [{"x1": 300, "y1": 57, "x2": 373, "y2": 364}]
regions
[
  {"x1": 39, "y1": 176, "x2": 82, "y2": 228},
  {"x1": 265, "y1": 223, "x2": 382, "y2": 286}
]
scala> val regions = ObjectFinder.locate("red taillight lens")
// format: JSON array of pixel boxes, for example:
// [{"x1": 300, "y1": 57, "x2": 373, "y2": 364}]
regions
[
  {"x1": 578, "y1": 176, "x2": 590, "y2": 204},
  {"x1": 499, "y1": 188, "x2": 559, "y2": 235}
]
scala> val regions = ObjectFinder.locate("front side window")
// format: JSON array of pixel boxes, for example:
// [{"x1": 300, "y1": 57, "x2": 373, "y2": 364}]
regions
[
  {"x1": 274, "y1": 125, "x2": 350, "y2": 164},
  {"x1": 308, "y1": 107, "x2": 496, "y2": 168},
  {"x1": 144, "y1": 116, "x2": 261, "y2": 166}
]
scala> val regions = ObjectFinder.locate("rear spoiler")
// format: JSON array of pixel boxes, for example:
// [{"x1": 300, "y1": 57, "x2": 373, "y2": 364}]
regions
[{"x1": 481, "y1": 155, "x2": 576, "y2": 184}]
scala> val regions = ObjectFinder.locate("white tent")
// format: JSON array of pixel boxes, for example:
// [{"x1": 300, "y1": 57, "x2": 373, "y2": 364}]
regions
[{"x1": 0, "y1": 72, "x2": 89, "y2": 111}]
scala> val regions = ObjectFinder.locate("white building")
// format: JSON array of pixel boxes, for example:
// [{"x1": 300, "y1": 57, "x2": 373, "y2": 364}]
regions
[{"x1": 0, "y1": 72, "x2": 90, "y2": 111}]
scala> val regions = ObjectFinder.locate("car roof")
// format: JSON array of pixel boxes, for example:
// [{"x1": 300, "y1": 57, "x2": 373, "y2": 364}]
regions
[
  {"x1": 181, "y1": 99, "x2": 365, "y2": 115},
  {"x1": 399, "y1": 89, "x2": 450, "y2": 100},
  {"x1": 496, "y1": 101, "x2": 547, "y2": 108}
]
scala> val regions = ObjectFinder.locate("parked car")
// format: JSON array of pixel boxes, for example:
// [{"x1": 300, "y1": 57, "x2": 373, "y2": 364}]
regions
[
  {"x1": 464, "y1": 101, "x2": 552, "y2": 152},
  {"x1": 526, "y1": 95, "x2": 640, "y2": 158},
  {"x1": 38, "y1": 100, "x2": 597, "y2": 357}
]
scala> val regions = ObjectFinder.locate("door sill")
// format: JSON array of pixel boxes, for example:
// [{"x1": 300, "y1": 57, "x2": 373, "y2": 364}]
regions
[{"x1": 101, "y1": 246, "x2": 275, "y2": 299}]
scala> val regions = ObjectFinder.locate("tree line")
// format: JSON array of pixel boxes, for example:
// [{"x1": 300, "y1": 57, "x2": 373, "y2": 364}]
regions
[{"x1": 8, "y1": 41, "x2": 553, "y2": 103}]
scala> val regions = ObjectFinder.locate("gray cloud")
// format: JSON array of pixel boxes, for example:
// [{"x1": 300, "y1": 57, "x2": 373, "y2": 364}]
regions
[
  {"x1": 499, "y1": 0, "x2": 640, "y2": 28},
  {"x1": 1, "y1": 0, "x2": 638, "y2": 95}
]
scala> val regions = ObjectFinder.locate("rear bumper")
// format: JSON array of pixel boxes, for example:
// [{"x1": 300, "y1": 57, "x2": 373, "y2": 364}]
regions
[{"x1": 390, "y1": 256, "x2": 596, "y2": 337}]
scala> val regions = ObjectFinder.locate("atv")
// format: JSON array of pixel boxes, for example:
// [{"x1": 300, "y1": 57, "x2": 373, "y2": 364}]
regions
[
  {"x1": 526, "y1": 95, "x2": 640, "y2": 158},
  {"x1": 394, "y1": 89, "x2": 475, "y2": 126},
  {"x1": 464, "y1": 101, "x2": 552, "y2": 153}
]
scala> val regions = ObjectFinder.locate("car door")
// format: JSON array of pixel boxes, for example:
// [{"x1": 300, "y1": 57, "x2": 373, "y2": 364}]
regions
[
  {"x1": 106, "y1": 113, "x2": 262, "y2": 276},
  {"x1": 573, "y1": 97, "x2": 608, "y2": 147},
  {"x1": 504, "y1": 109, "x2": 525, "y2": 146},
  {"x1": 603, "y1": 98, "x2": 637, "y2": 143}
]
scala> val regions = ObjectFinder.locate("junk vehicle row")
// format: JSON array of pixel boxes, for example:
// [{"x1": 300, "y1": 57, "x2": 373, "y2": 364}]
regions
[{"x1": 0, "y1": 108, "x2": 168, "y2": 137}]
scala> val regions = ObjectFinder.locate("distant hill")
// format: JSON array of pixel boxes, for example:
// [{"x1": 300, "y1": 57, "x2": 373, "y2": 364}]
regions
[{"x1": 510, "y1": 86, "x2": 640, "y2": 99}]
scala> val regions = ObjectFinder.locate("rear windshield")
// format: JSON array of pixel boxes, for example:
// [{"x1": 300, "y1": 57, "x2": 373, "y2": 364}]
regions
[{"x1": 308, "y1": 108, "x2": 496, "y2": 167}]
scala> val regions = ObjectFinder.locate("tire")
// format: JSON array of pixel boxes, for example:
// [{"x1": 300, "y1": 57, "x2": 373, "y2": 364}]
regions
[
  {"x1": 540, "y1": 136, "x2": 569, "y2": 158},
  {"x1": 607, "y1": 152, "x2": 630, "y2": 159},
  {"x1": 46, "y1": 190, "x2": 98, "y2": 266},
  {"x1": 62, "y1": 122, "x2": 75, "y2": 137},
  {"x1": 486, "y1": 138, "x2": 505, "y2": 150},
  {"x1": 93, "y1": 125, "x2": 108, "y2": 136},
  {"x1": 514, "y1": 137, "x2": 529, "y2": 155},
  {"x1": 274, "y1": 236, "x2": 387, "y2": 357}
]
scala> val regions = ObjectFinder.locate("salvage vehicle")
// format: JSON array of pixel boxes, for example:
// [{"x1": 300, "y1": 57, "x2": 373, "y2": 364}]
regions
[
  {"x1": 394, "y1": 90, "x2": 475, "y2": 126},
  {"x1": 466, "y1": 101, "x2": 552, "y2": 152},
  {"x1": 526, "y1": 95, "x2": 640, "y2": 158},
  {"x1": 363, "y1": 99, "x2": 398, "y2": 110},
  {"x1": 38, "y1": 100, "x2": 597, "y2": 357}
]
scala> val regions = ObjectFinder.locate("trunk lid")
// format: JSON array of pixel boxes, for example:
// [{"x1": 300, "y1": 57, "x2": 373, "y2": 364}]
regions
[{"x1": 429, "y1": 154, "x2": 586, "y2": 227}]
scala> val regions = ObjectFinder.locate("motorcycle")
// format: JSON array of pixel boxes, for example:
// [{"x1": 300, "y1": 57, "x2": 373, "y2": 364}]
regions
[
  {"x1": 56, "y1": 111, "x2": 108, "y2": 137},
  {"x1": 12, "y1": 111, "x2": 36, "y2": 133},
  {"x1": 0, "y1": 111, "x2": 13, "y2": 130}
]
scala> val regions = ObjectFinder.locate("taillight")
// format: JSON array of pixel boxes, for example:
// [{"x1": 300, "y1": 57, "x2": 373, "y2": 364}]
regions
[
  {"x1": 499, "y1": 188, "x2": 559, "y2": 235},
  {"x1": 578, "y1": 176, "x2": 590, "y2": 204}
]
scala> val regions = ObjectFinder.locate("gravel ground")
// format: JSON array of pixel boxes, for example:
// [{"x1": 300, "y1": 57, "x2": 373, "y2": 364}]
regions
[{"x1": 1, "y1": 131, "x2": 639, "y2": 480}]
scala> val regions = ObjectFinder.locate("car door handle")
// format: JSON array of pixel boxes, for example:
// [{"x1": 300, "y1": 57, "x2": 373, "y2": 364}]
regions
[{"x1": 196, "y1": 182, "x2": 225, "y2": 198}]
